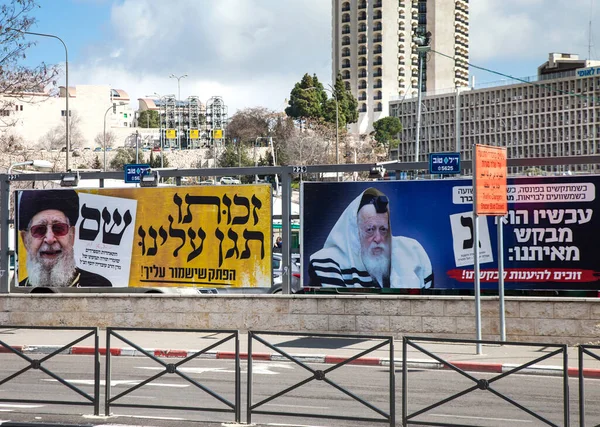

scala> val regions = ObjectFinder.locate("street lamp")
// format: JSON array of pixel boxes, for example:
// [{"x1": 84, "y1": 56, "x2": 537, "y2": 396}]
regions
[
  {"x1": 7, "y1": 28, "x2": 69, "y2": 171},
  {"x1": 169, "y1": 74, "x2": 187, "y2": 149},
  {"x1": 8, "y1": 160, "x2": 53, "y2": 175},
  {"x1": 103, "y1": 102, "x2": 126, "y2": 171},
  {"x1": 414, "y1": 30, "x2": 432, "y2": 163},
  {"x1": 302, "y1": 85, "x2": 339, "y2": 181}
]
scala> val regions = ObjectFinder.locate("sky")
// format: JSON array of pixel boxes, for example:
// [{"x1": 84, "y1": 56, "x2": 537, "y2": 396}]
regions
[{"x1": 18, "y1": 0, "x2": 600, "y2": 114}]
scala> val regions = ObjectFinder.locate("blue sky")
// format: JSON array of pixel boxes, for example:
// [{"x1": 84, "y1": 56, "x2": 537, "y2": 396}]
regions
[{"x1": 19, "y1": 0, "x2": 600, "y2": 113}]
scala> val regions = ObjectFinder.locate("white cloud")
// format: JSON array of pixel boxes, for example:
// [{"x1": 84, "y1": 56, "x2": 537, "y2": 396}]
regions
[{"x1": 71, "y1": 0, "x2": 331, "y2": 114}]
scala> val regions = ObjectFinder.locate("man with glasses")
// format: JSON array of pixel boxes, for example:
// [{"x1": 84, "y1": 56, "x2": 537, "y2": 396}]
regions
[
  {"x1": 17, "y1": 190, "x2": 112, "y2": 288},
  {"x1": 308, "y1": 187, "x2": 433, "y2": 288}
]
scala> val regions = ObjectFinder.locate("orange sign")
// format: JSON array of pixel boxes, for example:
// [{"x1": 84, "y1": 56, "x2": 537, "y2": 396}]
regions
[{"x1": 475, "y1": 144, "x2": 507, "y2": 215}]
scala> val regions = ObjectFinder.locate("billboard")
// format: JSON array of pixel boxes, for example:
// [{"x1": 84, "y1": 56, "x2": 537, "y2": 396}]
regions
[
  {"x1": 302, "y1": 176, "x2": 599, "y2": 291},
  {"x1": 16, "y1": 185, "x2": 272, "y2": 289}
]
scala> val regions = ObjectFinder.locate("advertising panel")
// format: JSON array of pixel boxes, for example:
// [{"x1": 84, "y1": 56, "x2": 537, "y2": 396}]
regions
[
  {"x1": 302, "y1": 176, "x2": 599, "y2": 291},
  {"x1": 16, "y1": 185, "x2": 272, "y2": 289}
]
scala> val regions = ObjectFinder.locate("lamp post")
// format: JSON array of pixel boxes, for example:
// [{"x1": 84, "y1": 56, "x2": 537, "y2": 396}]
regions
[
  {"x1": 169, "y1": 74, "x2": 187, "y2": 149},
  {"x1": 8, "y1": 29, "x2": 69, "y2": 171},
  {"x1": 413, "y1": 30, "x2": 432, "y2": 163},
  {"x1": 103, "y1": 104, "x2": 113, "y2": 171}
]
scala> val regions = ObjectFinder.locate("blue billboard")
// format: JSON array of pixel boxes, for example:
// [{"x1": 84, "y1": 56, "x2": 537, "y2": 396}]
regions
[{"x1": 302, "y1": 176, "x2": 599, "y2": 291}]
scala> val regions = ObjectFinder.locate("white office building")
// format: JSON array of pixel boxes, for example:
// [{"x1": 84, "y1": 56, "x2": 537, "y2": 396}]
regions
[{"x1": 390, "y1": 53, "x2": 600, "y2": 173}]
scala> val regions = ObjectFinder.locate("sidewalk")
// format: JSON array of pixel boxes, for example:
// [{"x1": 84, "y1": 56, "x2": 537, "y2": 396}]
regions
[{"x1": 1, "y1": 327, "x2": 599, "y2": 378}]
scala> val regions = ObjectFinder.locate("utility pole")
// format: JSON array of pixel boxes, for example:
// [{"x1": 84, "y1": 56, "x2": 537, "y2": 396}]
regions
[
  {"x1": 169, "y1": 74, "x2": 187, "y2": 149},
  {"x1": 414, "y1": 30, "x2": 431, "y2": 163}
]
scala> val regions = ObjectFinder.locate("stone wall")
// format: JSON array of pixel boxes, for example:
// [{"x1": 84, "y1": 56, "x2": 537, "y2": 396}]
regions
[{"x1": 1, "y1": 294, "x2": 599, "y2": 345}]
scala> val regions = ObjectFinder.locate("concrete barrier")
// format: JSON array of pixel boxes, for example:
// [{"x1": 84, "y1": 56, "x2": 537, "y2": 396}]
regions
[{"x1": 1, "y1": 294, "x2": 600, "y2": 345}]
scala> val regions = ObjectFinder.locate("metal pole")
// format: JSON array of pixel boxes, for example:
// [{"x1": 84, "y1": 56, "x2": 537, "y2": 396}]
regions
[
  {"x1": 135, "y1": 130, "x2": 139, "y2": 163},
  {"x1": 415, "y1": 51, "x2": 424, "y2": 163},
  {"x1": 472, "y1": 144, "x2": 482, "y2": 355},
  {"x1": 103, "y1": 105, "x2": 111, "y2": 172},
  {"x1": 281, "y1": 168, "x2": 291, "y2": 294},
  {"x1": 498, "y1": 216, "x2": 506, "y2": 341},
  {"x1": 0, "y1": 175, "x2": 10, "y2": 294}
]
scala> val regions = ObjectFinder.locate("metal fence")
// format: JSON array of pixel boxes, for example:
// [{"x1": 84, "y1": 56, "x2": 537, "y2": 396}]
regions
[
  {"x1": 403, "y1": 336, "x2": 570, "y2": 427},
  {"x1": 246, "y1": 331, "x2": 395, "y2": 426},
  {"x1": 0, "y1": 326, "x2": 100, "y2": 415},
  {"x1": 105, "y1": 327, "x2": 241, "y2": 423},
  {"x1": 578, "y1": 343, "x2": 600, "y2": 426}
]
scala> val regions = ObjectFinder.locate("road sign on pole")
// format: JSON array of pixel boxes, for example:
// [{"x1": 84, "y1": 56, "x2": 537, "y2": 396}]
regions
[
  {"x1": 124, "y1": 163, "x2": 151, "y2": 183},
  {"x1": 429, "y1": 152, "x2": 461, "y2": 174}
]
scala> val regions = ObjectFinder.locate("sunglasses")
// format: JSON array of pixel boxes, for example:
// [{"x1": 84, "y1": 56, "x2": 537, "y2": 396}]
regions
[{"x1": 29, "y1": 223, "x2": 70, "y2": 239}]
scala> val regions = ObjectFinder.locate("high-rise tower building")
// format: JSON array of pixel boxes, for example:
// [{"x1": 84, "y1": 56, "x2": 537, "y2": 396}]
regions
[{"x1": 332, "y1": 0, "x2": 470, "y2": 134}]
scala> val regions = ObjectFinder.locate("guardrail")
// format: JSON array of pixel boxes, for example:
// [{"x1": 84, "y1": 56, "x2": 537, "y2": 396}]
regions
[
  {"x1": 0, "y1": 325, "x2": 100, "y2": 415},
  {"x1": 246, "y1": 331, "x2": 395, "y2": 426},
  {"x1": 105, "y1": 327, "x2": 241, "y2": 423},
  {"x1": 578, "y1": 343, "x2": 600, "y2": 426},
  {"x1": 403, "y1": 336, "x2": 570, "y2": 427}
]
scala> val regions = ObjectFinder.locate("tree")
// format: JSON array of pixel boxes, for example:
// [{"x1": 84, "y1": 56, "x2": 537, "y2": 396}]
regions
[
  {"x1": 138, "y1": 110, "x2": 159, "y2": 128},
  {"x1": 91, "y1": 155, "x2": 101, "y2": 170},
  {"x1": 285, "y1": 73, "x2": 327, "y2": 121},
  {"x1": 372, "y1": 116, "x2": 403, "y2": 157},
  {"x1": 323, "y1": 73, "x2": 359, "y2": 128},
  {"x1": 94, "y1": 131, "x2": 116, "y2": 149},
  {"x1": 149, "y1": 151, "x2": 169, "y2": 168},
  {"x1": 109, "y1": 148, "x2": 140, "y2": 171},
  {"x1": 40, "y1": 111, "x2": 86, "y2": 150},
  {"x1": 226, "y1": 107, "x2": 271, "y2": 143},
  {"x1": 0, "y1": 0, "x2": 60, "y2": 128},
  {"x1": 218, "y1": 142, "x2": 253, "y2": 168}
]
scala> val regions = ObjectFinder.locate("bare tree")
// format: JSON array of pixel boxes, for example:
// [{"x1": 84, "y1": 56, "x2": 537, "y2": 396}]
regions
[
  {"x1": 38, "y1": 111, "x2": 86, "y2": 150},
  {"x1": 0, "y1": 0, "x2": 60, "y2": 129},
  {"x1": 94, "y1": 131, "x2": 116, "y2": 149}
]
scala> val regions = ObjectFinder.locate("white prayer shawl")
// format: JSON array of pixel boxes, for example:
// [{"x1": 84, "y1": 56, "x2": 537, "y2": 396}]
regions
[{"x1": 308, "y1": 190, "x2": 433, "y2": 288}]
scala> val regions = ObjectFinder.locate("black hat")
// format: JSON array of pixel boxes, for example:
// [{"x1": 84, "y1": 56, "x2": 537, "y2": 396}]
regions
[
  {"x1": 358, "y1": 187, "x2": 389, "y2": 214},
  {"x1": 18, "y1": 190, "x2": 79, "y2": 230}
]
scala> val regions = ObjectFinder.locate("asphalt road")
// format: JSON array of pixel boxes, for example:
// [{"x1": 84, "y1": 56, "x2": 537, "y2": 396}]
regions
[{"x1": 0, "y1": 354, "x2": 596, "y2": 426}]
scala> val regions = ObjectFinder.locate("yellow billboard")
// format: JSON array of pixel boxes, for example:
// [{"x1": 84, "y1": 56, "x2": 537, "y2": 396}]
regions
[
  {"x1": 213, "y1": 129, "x2": 223, "y2": 139},
  {"x1": 189, "y1": 129, "x2": 199, "y2": 139},
  {"x1": 166, "y1": 129, "x2": 176, "y2": 139},
  {"x1": 16, "y1": 186, "x2": 272, "y2": 289}
]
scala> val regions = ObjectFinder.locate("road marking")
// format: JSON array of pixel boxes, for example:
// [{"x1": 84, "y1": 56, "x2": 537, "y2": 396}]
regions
[
  {"x1": 137, "y1": 362, "x2": 294, "y2": 375},
  {"x1": 430, "y1": 413, "x2": 533, "y2": 423},
  {"x1": 0, "y1": 404, "x2": 43, "y2": 408},
  {"x1": 41, "y1": 379, "x2": 188, "y2": 388},
  {"x1": 265, "y1": 403, "x2": 330, "y2": 410}
]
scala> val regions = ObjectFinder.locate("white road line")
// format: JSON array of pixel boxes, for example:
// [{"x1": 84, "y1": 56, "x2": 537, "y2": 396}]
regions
[
  {"x1": 137, "y1": 363, "x2": 294, "y2": 375},
  {"x1": 41, "y1": 379, "x2": 188, "y2": 388},
  {"x1": 265, "y1": 403, "x2": 330, "y2": 410},
  {"x1": 430, "y1": 413, "x2": 534, "y2": 423},
  {"x1": 0, "y1": 404, "x2": 43, "y2": 408}
]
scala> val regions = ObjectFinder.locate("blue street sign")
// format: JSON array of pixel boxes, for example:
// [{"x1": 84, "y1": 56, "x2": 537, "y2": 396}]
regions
[
  {"x1": 429, "y1": 152, "x2": 461, "y2": 174},
  {"x1": 124, "y1": 163, "x2": 151, "y2": 183}
]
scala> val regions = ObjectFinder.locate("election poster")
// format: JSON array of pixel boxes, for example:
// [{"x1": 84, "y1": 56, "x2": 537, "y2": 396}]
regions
[
  {"x1": 302, "y1": 176, "x2": 599, "y2": 291},
  {"x1": 16, "y1": 185, "x2": 272, "y2": 288}
]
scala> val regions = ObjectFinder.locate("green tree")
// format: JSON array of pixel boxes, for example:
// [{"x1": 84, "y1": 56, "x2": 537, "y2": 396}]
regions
[
  {"x1": 91, "y1": 155, "x2": 101, "y2": 170},
  {"x1": 138, "y1": 110, "x2": 159, "y2": 128},
  {"x1": 218, "y1": 142, "x2": 253, "y2": 168},
  {"x1": 149, "y1": 151, "x2": 169, "y2": 168},
  {"x1": 323, "y1": 73, "x2": 358, "y2": 128},
  {"x1": 109, "y1": 148, "x2": 140, "y2": 171},
  {"x1": 285, "y1": 73, "x2": 327, "y2": 121},
  {"x1": 373, "y1": 116, "x2": 403, "y2": 157}
]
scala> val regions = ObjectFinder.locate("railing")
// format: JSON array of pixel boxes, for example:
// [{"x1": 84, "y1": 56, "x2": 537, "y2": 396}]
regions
[
  {"x1": 246, "y1": 331, "x2": 395, "y2": 426},
  {"x1": 403, "y1": 336, "x2": 570, "y2": 426},
  {"x1": 578, "y1": 344, "x2": 600, "y2": 426}
]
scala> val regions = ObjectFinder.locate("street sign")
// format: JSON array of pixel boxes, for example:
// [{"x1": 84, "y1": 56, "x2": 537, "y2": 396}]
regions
[
  {"x1": 474, "y1": 144, "x2": 507, "y2": 215},
  {"x1": 189, "y1": 129, "x2": 199, "y2": 139},
  {"x1": 429, "y1": 152, "x2": 461, "y2": 174},
  {"x1": 166, "y1": 129, "x2": 176, "y2": 139},
  {"x1": 124, "y1": 163, "x2": 151, "y2": 184}
]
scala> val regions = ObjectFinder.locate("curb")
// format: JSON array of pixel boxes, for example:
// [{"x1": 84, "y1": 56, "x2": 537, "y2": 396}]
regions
[{"x1": 14, "y1": 345, "x2": 600, "y2": 379}]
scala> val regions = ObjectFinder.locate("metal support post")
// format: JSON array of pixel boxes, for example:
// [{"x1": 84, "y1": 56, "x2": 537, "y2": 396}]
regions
[
  {"x1": 0, "y1": 176, "x2": 9, "y2": 293},
  {"x1": 472, "y1": 144, "x2": 482, "y2": 355},
  {"x1": 415, "y1": 51, "x2": 424, "y2": 163},
  {"x1": 498, "y1": 216, "x2": 506, "y2": 341},
  {"x1": 281, "y1": 168, "x2": 291, "y2": 294}
]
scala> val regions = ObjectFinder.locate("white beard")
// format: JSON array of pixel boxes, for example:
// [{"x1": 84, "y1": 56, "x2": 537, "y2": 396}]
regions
[
  {"x1": 361, "y1": 241, "x2": 391, "y2": 287},
  {"x1": 26, "y1": 245, "x2": 77, "y2": 288}
]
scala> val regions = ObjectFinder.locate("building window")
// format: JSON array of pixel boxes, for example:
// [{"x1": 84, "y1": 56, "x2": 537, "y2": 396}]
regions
[
  {"x1": 342, "y1": 13, "x2": 350, "y2": 23},
  {"x1": 342, "y1": 70, "x2": 350, "y2": 79},
  {"x1": 342, "y1": 1, "x2": 350, "y2": 11},
  {"x1": 358, "y1": 57, "x2": 367, "y2": 66}
]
